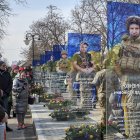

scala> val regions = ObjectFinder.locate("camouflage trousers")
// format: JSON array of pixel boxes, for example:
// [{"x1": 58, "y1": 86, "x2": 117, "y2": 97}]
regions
[
  {"x1": 98, "y1": 92, "x2": 113, "y2": 125},
  {"x1": 98, "y1": 92, "x2": 106, "y2": 125}
]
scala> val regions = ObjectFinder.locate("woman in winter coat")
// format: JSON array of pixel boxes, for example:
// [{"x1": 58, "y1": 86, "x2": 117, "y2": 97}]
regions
[{"x1": 12, "y1": 71, "x2": 29, "y2": 129}]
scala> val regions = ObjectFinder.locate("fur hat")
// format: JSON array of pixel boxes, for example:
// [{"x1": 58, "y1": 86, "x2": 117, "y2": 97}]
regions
[{"x1": 126, "y1": 16, "x2": 140, "y2": 30}]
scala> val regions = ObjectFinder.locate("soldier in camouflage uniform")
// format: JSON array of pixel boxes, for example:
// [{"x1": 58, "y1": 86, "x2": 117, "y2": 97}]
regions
[
  {"x1": 72, "y1": 42, "x2": 95, "y2": 109},
  {"x1": 56, "y1": 51, "x2": 71, "y2": 93},
  {"x1": 92, "y1": 60, "x2": 120, "y2": 126},
  {"x1": 120, "y1": 16, "x2": 140, "y2": 138},
  {"x1": 56, "y1": 50, "x2": 71, "y2": 73},
  {"x1": 107, "y1": 16, "x2": 140, "y2": 138}
]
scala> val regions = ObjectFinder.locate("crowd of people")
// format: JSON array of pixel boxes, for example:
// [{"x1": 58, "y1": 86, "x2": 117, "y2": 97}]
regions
[{"x1": 0, "y1": 62, "x2": 33, "y2": 134}]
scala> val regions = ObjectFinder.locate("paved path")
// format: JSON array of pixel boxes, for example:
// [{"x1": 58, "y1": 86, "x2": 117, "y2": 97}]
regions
[
  {"x1": 30, "y1": 103, "x2": 101, "y2": 140},
  {"x1": 6, "y1": 104, "x2": 125, "y2": 140},
  {"x1": 6, "y1": 110, "x2": 37, "y2": 140},
  {"x1": 30, "y1": 103, "x2": 127, "y2": 140}
]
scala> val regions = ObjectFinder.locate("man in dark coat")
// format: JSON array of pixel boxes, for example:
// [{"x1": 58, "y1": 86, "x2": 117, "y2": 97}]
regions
[{"x1": 0, "y1": 61, "x2": 13, "y2": 131}]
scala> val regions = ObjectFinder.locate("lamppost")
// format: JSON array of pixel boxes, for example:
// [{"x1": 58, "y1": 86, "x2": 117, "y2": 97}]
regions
[
  {"x1": 24, "y1": 33, "x2": 41, "y2": 84},
  {"x1": 24, "y1": 33, "x2": 40, "y2": 66}
]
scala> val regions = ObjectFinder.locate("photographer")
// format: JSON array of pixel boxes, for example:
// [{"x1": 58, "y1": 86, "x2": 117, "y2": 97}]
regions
[{"x1": 12, "y1": 71, "x2": 29, "y2": 130}]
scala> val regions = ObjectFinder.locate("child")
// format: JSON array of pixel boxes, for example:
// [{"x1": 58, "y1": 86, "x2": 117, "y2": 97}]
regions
[{"x1": 12, "y1": 71, "x2": 29, "y2": 129}]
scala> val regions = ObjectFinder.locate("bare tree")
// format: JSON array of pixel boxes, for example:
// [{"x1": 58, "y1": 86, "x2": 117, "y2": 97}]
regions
[
  {"x1": 0, "y1": 0, "x2": 11, "y2": 40},
  {"x1": 21, "y1": 0, "x2": 140, "y2": 61},
  {"x1": 0, "y1": 0, "x2": 26, "y2": 41},
  {"x1": 70, "y1": 0, "x2": 107, "y2": 58},
  {"x1": 21, "y1": 5, "x2": 70, "y2": 61},
  {"x1": 70, "y1": 0, "x2": 140, "y2": 57},
  {"x1": 32, "y1": 5, "x2": 69, "y2": 48}
]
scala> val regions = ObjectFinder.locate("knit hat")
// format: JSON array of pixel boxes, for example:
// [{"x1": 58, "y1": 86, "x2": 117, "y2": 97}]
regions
[
  {"x1": 0, "y1": 61, "x2": 5, "y2": 66},
  {"x1": 12, "y1": 65, "x2": 19, "y2": 70}
]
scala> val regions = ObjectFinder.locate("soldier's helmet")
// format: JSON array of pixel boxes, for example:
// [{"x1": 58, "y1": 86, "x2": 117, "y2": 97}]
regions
[
  {"x1": 61, "y1": 50, "x2": 67, "y2": 55},
  {"x1": 126, "y1": 16, "x2": 140, "y2": 30}
]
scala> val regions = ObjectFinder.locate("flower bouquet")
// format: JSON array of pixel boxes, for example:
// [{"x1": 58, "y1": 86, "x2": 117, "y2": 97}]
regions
[
  {"x1": 71, "y1": 108, "x2": 90, "y2": 119},
  {"x1": 43, "y1": 93, "x2": 63, "y2": 102},
  {"x1": 49, "y1": 108, "x2": 75, "y2": 121},
  {"x1": 30, "y1": 83, "x2": 44, "y2": 95},
  {"x1": 47, "y1": 99, "x2": 72, "y2": 110},
  {"x1": 65, "y1": 124, "x2": 104, "y2": 140}
]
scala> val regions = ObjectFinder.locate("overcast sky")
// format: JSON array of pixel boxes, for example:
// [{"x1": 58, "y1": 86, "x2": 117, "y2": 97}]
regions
[{"x1": 2, "y1": 0, "x2": 79, "y2": 65}]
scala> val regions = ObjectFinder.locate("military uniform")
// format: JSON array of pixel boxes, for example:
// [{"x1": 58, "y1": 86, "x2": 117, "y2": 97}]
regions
[
  {"x1": 72, "y1": 52, "x2": 93, "y2": 70},
  {"x1": 92, "y1": 68, "x2": 120, "y2": 125},
  {"x1": 108, "y1": 35, "x2": 140, "y2": 138},
  {"x1": 120, "y1": 35, "x2": 140, "y2": 138},
  {"x1": 72, "y1": 52, "x2": 95, "y2": 109},
  {"x1": 56, "y1": 58, "x2": 71, "y2": 73}
]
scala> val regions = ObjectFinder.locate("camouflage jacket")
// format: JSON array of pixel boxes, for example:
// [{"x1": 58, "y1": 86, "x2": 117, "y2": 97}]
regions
[
  {"x1": 106, "y1": 35, "x2": 140, "y2": 68},
  {"x1": 72, "y1": 52, "x2": 93, "y2": 69},
  {"x1": 92, "y1": 69, "x2": 120, "y2": 98},
  {"x1": 56, "y1": 58, "x2": 71, "y2": 73}
]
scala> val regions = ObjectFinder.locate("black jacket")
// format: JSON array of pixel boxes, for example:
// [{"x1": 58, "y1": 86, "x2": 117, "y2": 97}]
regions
[
  {"x1": 0, "y1": 105, "x2": 5, "y2": 122},
  {"x1": 0, "y1": 69, "x2": 13, "y2": 97}
]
